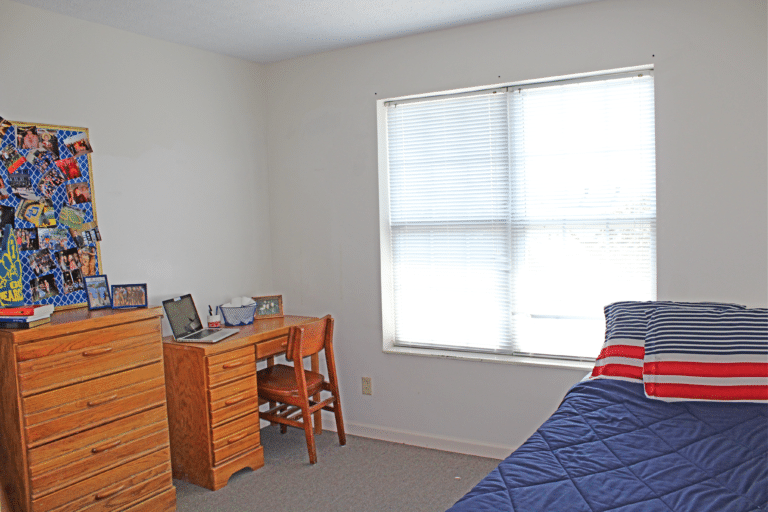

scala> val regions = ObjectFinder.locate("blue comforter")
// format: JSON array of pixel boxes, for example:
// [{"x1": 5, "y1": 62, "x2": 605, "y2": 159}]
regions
[{"x1": 448, "y1": 379, "x2": 768, "y2": 511}]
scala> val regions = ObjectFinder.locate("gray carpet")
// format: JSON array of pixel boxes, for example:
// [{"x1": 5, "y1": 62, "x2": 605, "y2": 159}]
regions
[{"x1": 174, "y1": 426, "x2": 502, "y2": 512}]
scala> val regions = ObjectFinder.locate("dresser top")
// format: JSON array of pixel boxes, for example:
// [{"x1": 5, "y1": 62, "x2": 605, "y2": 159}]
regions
[{"x1": 0, "y1": 306, "x2": 163, "y2": 345}]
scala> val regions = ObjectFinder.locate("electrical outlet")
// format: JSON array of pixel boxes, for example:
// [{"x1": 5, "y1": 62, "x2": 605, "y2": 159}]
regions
[{"x1": 362, "y1": 376, "x2": 372, "y2": 395}]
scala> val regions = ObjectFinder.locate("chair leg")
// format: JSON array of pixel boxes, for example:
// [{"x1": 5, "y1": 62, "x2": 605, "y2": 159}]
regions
[
  {"x1": 333, "y1": 397, "x2": 346, "y2": 446},
  {"x1": 280, "y1": 424, "x2": 287, "y2": 434},
  {"x1": 301, "y1": 407, "x2": 317, "y2": 464}
]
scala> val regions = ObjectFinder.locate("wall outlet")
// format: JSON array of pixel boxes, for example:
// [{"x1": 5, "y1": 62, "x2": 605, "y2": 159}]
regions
[{"x1": 362, "y1": 376, "x2": 372, "y2": 395}]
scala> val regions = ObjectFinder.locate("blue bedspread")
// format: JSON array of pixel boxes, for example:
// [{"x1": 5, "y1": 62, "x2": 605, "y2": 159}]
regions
[{"x1": 448, "y1": 379, "x2": 768, "y2": 511}]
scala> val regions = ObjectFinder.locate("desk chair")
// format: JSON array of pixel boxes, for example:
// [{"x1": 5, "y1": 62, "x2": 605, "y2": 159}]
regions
[{"x1": 256, "y1": 315, "x2": 346, "y2": 464}]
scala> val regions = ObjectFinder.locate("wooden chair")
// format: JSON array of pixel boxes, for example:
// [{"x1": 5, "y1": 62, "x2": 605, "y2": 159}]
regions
[{"x1": 256, "y1": 315, "x2": 346, "y2": 464}]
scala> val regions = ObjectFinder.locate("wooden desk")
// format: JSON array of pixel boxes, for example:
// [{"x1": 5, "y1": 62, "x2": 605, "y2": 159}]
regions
[{"x1": 162, "y1": 315, "x2": 318, "y2": 491}]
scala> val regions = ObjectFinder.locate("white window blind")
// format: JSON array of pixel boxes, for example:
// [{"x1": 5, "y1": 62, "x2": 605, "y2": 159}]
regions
[{"x1": 381, "y1": 70, "x2": 656, "y2": 361}]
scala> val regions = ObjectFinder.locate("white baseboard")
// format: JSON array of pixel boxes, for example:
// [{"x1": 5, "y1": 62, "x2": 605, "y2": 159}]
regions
[
  {"x1": 343, "y1": 421, "x2": 512, "y2": 460},
  {"x1": 261, "y1": 417, "x2": 513, "y2": 460}
]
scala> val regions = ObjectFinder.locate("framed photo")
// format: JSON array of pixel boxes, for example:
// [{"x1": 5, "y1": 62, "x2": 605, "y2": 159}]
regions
[
  {"x1": 84, "y1": 274, "x2": 111, "y2": 310},
  {"x1": 111, "y1": 284, "x2": 148, "y2": 309},
  {"x1": 253, "y1": 295, "x2": 283, "y2": 319}
]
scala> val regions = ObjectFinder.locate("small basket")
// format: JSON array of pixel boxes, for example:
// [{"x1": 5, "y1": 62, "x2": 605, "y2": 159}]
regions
[{"x1": 218, "y1": 303, "x2": 258, "y2": 326}]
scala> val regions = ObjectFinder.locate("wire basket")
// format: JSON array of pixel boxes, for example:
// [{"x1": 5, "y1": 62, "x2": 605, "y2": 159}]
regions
[{"x1": 218, "y1": 303, "x2": 258, "y2": 326}]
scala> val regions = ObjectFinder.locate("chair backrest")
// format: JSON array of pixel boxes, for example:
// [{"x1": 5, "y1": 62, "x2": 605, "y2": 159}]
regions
[{"x1": 286, "y1": 315, "x2": 334, "y2": 362}]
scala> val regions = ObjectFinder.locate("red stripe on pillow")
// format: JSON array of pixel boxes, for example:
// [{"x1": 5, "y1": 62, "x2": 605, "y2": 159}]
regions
[
  {"x1": 592, "y1": 363, "x2": 644, "y2": 380},
  {"x1": 644, "y1": 361, "x2": 768, "y2": 378},
  {"x1": 644, "y1": 382, "x2": 768, "y2": 401},
  {"x1": 597, "y1": 345, "x2": 645, "y2": 360}
]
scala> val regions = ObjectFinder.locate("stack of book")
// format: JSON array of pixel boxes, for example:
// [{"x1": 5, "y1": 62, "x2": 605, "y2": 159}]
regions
[{"x1": 0, "y1": 304, "x2": 55, "y2": 329}]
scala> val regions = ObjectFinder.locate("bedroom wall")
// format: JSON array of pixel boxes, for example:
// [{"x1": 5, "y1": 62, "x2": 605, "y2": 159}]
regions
[
  {"x1": 265, "y1": 0, "x2": 767, "y2": 455},
  {"x1": 0, "y1": 0, "x2": 273, "y2": 318}
]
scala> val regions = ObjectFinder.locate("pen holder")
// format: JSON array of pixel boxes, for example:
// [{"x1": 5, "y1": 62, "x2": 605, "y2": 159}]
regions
[
  {"x1": 218, "y1": 304, "x2": 258, "y2": 326},
  {"x1": 207, "y1": 314, "x2": 221, "y2": 328}
]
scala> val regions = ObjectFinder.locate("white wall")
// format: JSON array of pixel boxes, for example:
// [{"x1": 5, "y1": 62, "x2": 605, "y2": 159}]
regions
[
  {"x1": 0, "y1": 0, "x2": 273, "y2": 320},
  {"x1": 265, "y1": 0, "x2": 767, "y2": 455}
]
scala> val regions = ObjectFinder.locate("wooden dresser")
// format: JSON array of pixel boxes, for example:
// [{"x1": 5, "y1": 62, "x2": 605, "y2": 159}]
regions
[
  {"x1": 162, "y1": 315, "x2": 317, "y2": 491},
  {"x1": 0, "y1": 307, "x2": 176, "y2": 512}
]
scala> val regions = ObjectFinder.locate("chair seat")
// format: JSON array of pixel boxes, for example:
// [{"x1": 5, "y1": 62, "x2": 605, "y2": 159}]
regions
[{"x1": 257, "y1": 364, "x2": 324, "y2": 399}]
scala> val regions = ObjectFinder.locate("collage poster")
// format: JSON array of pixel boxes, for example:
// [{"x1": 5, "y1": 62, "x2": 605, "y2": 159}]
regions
[{"x1": 0, "y1": 117, "x2": 101, "y2": 309}]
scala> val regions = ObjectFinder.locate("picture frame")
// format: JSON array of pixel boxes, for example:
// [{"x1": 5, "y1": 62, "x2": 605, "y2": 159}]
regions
[
  {"x1": 252, "y1": 295, "x2": 283, "y2": 319},
  {"x1": 83, "y1": 274, "x2": 111, "y2": 310},
  {"x1": 111, "y1": 283, "x2": 148, "y2": 309}
]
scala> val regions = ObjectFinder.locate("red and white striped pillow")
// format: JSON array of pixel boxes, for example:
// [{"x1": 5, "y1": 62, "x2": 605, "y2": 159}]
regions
[
  {"x1": 590, "y1": 301, "x2": 747, "y2": 383},
  {"x1": 643, "y1": 307, "x2": 768, "y2": 402},
  {"x1": 590, "y1": 302, "x2": 650, "y2": 382}
]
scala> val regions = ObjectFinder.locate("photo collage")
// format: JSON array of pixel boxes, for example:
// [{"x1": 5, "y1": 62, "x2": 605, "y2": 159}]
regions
[{"x1": 0, "y1": 117, "x2": 101, "y2": 307}]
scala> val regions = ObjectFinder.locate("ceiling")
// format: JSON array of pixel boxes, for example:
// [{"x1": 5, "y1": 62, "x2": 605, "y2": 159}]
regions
[{"x1": 11, "y1": 0, "x2": 599, "y2": 64}]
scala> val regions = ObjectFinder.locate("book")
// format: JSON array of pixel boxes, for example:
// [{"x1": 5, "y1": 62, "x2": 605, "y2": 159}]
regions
[
  {"x1": 0, "y1": 317, "x2": 51, "y2": 329},
  {"x1": 0, "y1": 304, "x2": 54, "y2": 317},
  {"x1": 0, "y1": 311, "x2": 52, "y2": 322}
]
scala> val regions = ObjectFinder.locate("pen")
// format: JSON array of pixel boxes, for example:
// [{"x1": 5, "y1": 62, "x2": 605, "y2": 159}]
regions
[{"x1": 209, "y1": 305, "x2": 212, "y2": 316}]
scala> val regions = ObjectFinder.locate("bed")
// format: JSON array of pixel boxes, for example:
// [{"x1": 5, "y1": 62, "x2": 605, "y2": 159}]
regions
[{"x1": 448, "y1": 303, "x2": 768, "y2": 512}]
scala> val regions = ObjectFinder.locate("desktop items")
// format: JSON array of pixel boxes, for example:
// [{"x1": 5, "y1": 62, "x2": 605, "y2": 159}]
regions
[
  {"x1": 218, "y1": 296, "x2": 258, "y2": 326},
  {"x1": 162, "y1": 294, "x2": 237, "y2": 343}
]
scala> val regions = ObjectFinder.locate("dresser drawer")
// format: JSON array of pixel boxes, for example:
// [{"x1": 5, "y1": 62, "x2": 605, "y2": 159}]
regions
[
  {"x1": 211, "y1": 411, "x2": 260, "y2": 465},
  {"x1": 31, "y1": 447, "x2": 172, "y2": 512},
  {"x1": 15, "y1": 319, "x2": 160, "y2": 362},
  {"x1": 254, "y1": 335, "x2": 288, "y2": 359},
  {"x1": 28, "y1": 407, "x2": 170, "y2": 498},
  {"x1": 206, "y1": 346, "x2": 256, "y2": 387},
  {"x1": 23, "y1": 364, "x2": 167, "y2": 446},
  {"x1": 17, "y1": 332, "x2": 163, "y2": 396}
]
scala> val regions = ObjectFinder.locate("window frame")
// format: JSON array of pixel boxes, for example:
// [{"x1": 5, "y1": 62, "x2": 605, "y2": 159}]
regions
[{"x1": 377, "y1": 65, "x2": 656, "y2": 369}]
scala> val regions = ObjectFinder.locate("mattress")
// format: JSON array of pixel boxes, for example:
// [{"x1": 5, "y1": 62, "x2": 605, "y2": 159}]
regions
[{"x1": 447, "y1": 379, "x2": 768, "y2": 511}]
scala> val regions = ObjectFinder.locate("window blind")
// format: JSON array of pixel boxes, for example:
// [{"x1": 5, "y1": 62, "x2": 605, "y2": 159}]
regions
[{"x1": 382, "y1": 70, "x2": 656, "y2": 361}]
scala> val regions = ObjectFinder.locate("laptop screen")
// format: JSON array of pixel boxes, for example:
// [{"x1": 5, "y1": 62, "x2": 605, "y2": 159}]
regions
[{"x1": 163, "y1": 294, "x2": 204, "y2": 338}]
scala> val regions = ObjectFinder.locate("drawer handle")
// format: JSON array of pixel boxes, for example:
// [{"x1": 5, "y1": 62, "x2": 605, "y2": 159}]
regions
[
  {"x1": 82, "y1": 347, "x2": 113, "y2": 357},
  {"x1": 222, "y1": 361, "x2": 244, "y2": 369},
  {"x1": 225, "y1": 394, "x2": 248, "y2": 406},
  {"x1": 227, "y1": 432, "x2": 249, "y2": 444},
  {"x1": 95, "y1": 484, "x2": 125, "y2": 500},
  {"x1": 87, "y1": 394, "x2": 118, "y2": 407},
  {"x1": 91, "y1": 439, "x2": 122, "y2": 454}
]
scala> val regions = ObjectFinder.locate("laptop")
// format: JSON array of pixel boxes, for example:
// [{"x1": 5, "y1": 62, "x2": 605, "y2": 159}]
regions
[{"x1": 162, "y1": 294, "x2": 238, "y2": 343}]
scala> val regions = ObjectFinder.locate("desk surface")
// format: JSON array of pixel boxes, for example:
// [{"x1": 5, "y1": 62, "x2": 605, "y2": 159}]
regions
[{"x1": 162, "y1": 315, "x2": 317, "y2": 356}]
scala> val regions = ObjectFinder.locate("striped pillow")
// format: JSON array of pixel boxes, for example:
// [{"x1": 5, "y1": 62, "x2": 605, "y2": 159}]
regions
[
  {"x1": 590, "y1": 301, "x2": 650, "y2": 382},
  {"x1": 643, "y1": 308, "x2": 768, "y2": 402},
  {"x1": 590, "y1": 301, "x2": 746, "y2": 382}
]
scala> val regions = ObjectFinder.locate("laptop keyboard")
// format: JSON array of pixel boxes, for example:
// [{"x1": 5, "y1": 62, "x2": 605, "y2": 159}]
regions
[{"x1": 185, "y1": 329, "x2": 216, "y2": 340}]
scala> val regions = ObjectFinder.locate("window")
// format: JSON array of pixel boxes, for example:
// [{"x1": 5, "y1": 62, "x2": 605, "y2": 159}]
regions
[{"x1": 378, "y1": 68, "x2": 656, "y2": 363}]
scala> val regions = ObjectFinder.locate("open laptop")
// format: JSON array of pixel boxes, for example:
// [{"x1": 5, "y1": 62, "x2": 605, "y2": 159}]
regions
[{"x1": 162, "y1": 294, "x2": 238, "y2": 343}]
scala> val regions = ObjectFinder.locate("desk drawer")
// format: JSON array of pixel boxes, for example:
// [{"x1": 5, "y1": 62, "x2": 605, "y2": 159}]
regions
[
  {"x1": 24, "y1": 364, "x2": 167, "y2": 446},
  {"x1": 28, "y1": 407, "x2": 169, "y2": 498},
  {"x1": 212, "y1": 412, "x2": 260, "y2": 465},
  {"x1": 207, "y1": 346, "x2": 256, "y2": 387},
  {"x1": 255, "y1": 335, "x2": 288, "y2": 359},
  {"x1": 18, "y1": 333, "x2": 163, "y2": 396},
  {"x1": 31, "y1": 447, "x2": 172, "y2": 512},
  {"x1": 213, "y1": 430, "x2": 260, "y2": 466},
  {"x1": 210, "y1": 393, "x2": 260, "y2": 428},
  {"x1": 208, "y1": 374, "x2": 257, "y2": 404}
]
